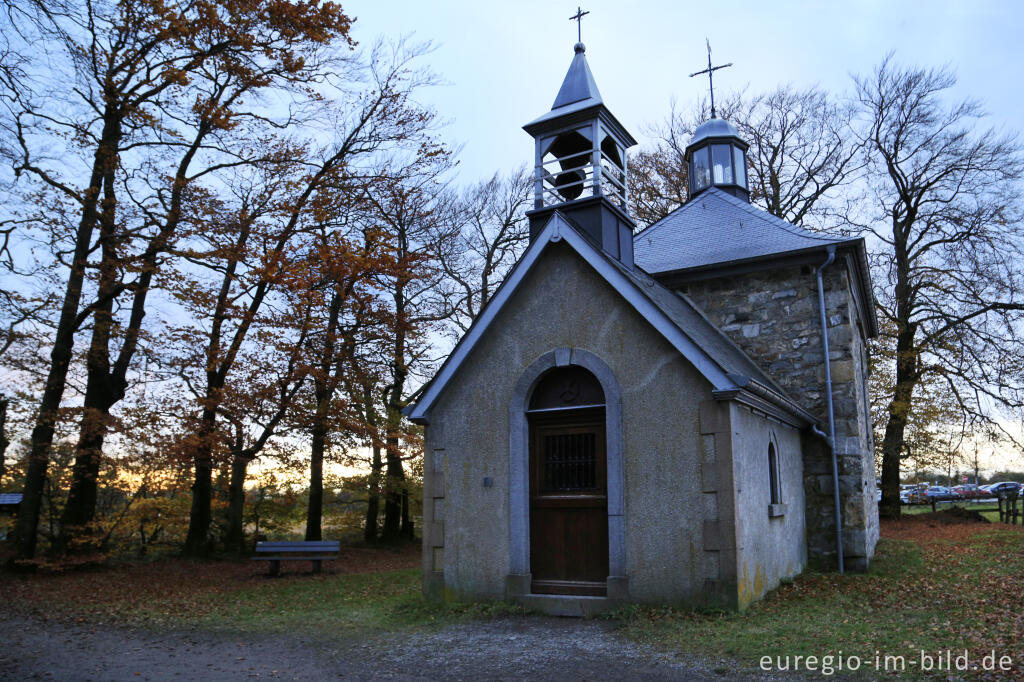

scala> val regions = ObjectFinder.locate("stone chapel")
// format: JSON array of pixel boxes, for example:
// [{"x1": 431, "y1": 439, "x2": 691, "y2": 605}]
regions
[{"x1": 407, "y1": 42, "x2": 879, "y2": 615}]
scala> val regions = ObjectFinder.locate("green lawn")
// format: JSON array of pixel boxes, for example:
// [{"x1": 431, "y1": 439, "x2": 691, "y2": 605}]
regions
[
  {"x1": 191, "y1": 568, "x2": 526, "y2": 634},
  {"x1": 902, "y1": 502, "x2": 1006, "y2": 523}
]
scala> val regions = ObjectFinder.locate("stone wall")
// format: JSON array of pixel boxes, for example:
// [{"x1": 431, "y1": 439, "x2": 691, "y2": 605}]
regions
[{"x1": 678, "y1": 260, "x2": 878, "y2": 570}]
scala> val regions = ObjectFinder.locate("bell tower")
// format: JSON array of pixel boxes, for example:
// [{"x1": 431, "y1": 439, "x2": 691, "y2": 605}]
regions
[{"x1": 523, "y1": 41, "x2": 638, "y2": 267}]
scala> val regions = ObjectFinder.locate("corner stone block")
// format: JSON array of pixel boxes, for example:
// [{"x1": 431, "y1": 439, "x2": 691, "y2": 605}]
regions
[
  {"x1": 701, "y1": 460, "x2": 719, "y2": 492},
  {"x1": 429, "y1": 520, "x2": 445, "y2": 547},
  {"x1": 703, "y1": 520, "x2": 723, "y2": 550},
  {"x1": 699, "y1": 401, "x2": 729, "y2": 435}
]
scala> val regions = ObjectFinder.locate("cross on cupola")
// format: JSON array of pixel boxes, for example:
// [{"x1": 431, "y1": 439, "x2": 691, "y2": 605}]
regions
[
  {"x1": 689, "y1": 39, "x2": 732, "y2": 119},
  {"x1": 684, "y1": 40, "x2": 749, "y2": 203}
]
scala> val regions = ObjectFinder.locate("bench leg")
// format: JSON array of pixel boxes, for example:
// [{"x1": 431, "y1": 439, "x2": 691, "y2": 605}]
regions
[
  {"x1": 312, "y1": 559, "x2": 322, "y2": 574},
  {"x1": 269, "y1": 559, "x2": 280, "y2": 577}
]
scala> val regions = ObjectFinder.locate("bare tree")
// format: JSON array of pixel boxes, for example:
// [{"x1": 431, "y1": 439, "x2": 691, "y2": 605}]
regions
[
  {"x1": 855, "y1": 56, "x2": 1024, "y2": 519},
  {"x1": 362, "y1": 157, "x2": 455, "y2": 542},
  {"x1": 434, "y1": 167, "x2": 532, "y2": 334},
  {"x1": 627, "y1": 87, "x2": 861, "y2": 229}
]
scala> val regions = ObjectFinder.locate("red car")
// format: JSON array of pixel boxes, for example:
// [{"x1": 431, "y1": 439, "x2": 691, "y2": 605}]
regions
[{"x1": 952, "y1": 484, "x2": 986, "y2": 499}]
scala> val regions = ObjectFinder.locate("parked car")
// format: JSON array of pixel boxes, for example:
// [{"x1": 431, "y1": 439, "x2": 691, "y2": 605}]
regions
[
  {"x1": 903, "y1": 487, "x2": 927, "y2": 504},
  {"x1": 923, "y1": 486, "x2": 956, "y2": 502},
  {"x1": 986, "y1": 481, "x2": 1022, "y2": 497},
  {"x1": 952, "y1": 484, "x2": 986, "y2": 500}
]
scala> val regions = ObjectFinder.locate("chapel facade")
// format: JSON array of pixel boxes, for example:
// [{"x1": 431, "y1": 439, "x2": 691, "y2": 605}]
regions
[{"x1": 407, "y1": 42, "x2": 878, "y2": 614}]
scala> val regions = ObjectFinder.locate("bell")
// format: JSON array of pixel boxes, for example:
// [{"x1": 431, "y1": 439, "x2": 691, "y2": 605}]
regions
[{"x1": 555, "y1": 169, "x2": 585, "y2": 200}]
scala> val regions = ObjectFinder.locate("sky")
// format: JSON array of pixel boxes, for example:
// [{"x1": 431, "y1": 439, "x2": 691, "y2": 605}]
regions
[
  {"x1": 337, "y1": 0, "x2": 1024, "y2": 475},
  {"x1": 340, "y1": 0, "x2": 1024, "y2": 185}
]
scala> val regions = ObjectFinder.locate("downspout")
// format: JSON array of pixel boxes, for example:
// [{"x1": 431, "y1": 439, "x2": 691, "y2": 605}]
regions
[{"x1": 815, "y1": 245, "x2": 844, "y2": 574}]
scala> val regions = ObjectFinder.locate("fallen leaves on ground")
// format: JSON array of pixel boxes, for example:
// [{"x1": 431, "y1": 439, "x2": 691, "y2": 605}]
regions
[{"x1": 5, "y1": 543, "x2": 420, "y2": 625}]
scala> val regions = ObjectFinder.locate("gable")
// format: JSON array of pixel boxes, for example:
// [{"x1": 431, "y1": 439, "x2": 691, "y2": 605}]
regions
[{"x1": 407, "y1": 213, "x2": 813, "y2": 427}]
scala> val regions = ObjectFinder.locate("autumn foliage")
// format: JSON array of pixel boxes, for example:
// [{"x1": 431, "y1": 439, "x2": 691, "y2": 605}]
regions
[{"x1": 0, "y1": 0, "x2": 495, "y2": 562}]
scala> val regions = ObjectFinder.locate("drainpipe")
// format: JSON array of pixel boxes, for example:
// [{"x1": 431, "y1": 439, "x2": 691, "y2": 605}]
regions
[{"x1": 815, "y1": 245, "x2": 844, "y2": 574}]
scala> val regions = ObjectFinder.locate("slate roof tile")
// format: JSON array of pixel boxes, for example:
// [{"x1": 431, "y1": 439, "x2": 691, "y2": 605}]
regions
[{"x1": 633, "y1": 187, "x2": 859, "y2": 274}]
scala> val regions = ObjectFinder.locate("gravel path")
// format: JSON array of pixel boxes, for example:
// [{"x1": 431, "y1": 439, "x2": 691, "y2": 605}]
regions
[{"x1": 0, "y1": 613, "x2": 786, "y2": 681}]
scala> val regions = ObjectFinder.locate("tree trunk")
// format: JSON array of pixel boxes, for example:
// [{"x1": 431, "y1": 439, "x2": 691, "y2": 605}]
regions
[
  {"x1": 364, "y1": 443, "x2": 382, "y2": 542},
  {"x1": 305, "y1": 420, "x2": 327, "y2": 541},
  {"x1": 184, "y1": 408, "x2": 217, "y2": 556},
  {"x1": 879, "y1": 331, "x2": 918, "y2": 520},
  {"x1": 0, "y1": 397, "x2": 9, "y2": 485},
  {"x1": 15, "y1": 113, "x2": 120, "y2": 560},
  {"x1": 58, "y1": 402, "x2": 111, "y2": 553},
  {"x1": 878, "y1": 215, "x2": 918, "y2": 521},
  {"x1": 59, "y1": 167, "x2": 120, "y2": 554},
  {"x1": 381, "y1": 433, "x2": 405, "y2": 541},
  {"x1": 225, "y1": 450, "x2": 251, "y2": 555},
  {"x1": 305, "y1": 283, "x2": 343, "y2": 543},
  {"x1": 401, "y1": 487, "x2": 413, "y2": 539}
]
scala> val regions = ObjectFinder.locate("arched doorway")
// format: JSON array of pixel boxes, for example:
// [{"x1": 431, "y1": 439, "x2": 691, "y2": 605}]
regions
[{"x1": 527, "y1": 365, "x2": 609, "y2": 596}]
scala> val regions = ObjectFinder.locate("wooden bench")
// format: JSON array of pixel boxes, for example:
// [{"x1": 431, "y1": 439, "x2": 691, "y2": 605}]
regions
[{"x1": 252, "y1": 540, "x2": 339, "y2": 576}]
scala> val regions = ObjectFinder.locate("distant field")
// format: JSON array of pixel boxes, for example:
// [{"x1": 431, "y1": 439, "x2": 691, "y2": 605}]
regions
[{"x1": 902, "y1": 501, "x2": 1012, "y2": 524}]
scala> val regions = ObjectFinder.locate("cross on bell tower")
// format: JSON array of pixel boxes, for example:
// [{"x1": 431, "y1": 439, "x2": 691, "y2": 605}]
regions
[
  {"x1": 689, "y1": 39, "x2": 732, "y2": 119},
  {"x1": 569, "y1": 6, "x2": 590, "y2": 43}
]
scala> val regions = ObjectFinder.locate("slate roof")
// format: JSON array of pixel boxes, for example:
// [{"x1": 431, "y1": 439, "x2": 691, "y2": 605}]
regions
[
  {"x1": 634, "y1": 187, "x2": 857, "y2": 275},
  {"x1": 552, "y1": 43, "x2": 602, "y2": 109}
]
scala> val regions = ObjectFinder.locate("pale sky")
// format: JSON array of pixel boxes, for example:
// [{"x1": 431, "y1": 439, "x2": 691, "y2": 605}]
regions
[
  {"x1": 341, "y1": 0, "x2": 1024, "y2": 184},
  {"x1": 340, "y1": 0, "x2": 1024, "y2": 474}
]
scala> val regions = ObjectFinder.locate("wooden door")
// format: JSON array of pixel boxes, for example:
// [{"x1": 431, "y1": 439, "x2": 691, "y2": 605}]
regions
[{"x1": 529, "y1": 408, "x2": 608, "y2": 596}]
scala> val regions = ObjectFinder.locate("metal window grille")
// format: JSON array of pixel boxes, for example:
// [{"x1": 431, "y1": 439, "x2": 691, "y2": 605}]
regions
[{"x1": 542, "y1": 433, "x2": 597, "y2": 491}]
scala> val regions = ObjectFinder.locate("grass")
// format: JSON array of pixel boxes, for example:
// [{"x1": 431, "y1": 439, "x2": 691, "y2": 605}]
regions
[
  {"x1": 614, "y1": 518, "x2": 1024, "y2": 678},
  {"x1": 902, "y1": 502, "x2": 1010, "y2": 523},
  {"x1": 5, "y1": 544, "x2": 524, "y2": 636},
  {"x1": 191, "y1": 568, "x2": 528, "y2": 635}
]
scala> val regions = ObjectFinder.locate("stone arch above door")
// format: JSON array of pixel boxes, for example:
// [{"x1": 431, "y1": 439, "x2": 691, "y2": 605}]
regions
[{"x1": 506, "y1": 347, "x2": 627, "y2": 600}]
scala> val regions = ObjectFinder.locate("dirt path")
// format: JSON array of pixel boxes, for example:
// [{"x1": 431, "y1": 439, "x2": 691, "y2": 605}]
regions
[{"x1": 0, "y1": 613, "x2": 783, "y2": 681}]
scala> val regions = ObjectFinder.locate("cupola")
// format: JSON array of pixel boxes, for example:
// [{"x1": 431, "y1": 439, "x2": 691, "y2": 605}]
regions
[
  {"x1": 685, "y1": 117, "x2": 749, "y2": 202},
  {"x1": 523, "y1": 42, "x2": 637, "y2": 267}
]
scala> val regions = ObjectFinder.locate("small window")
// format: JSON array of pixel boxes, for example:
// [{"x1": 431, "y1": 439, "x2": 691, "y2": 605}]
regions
[
  {"x1": 712, "y1": 144, "x2": 733, "y2": 184},
  {"x1": 690, "y1": 147, "x2": 711, "y2": 193},
  {"x1": 768, "y1": 442, "x2": 781, "y2": 506},
  {"x1": 733, "y1": 146, "x2": 747, "y2": 188}
]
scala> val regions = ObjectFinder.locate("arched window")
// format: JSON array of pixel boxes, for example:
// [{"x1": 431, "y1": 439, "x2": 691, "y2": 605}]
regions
[{"x1": 768, "y1": 442, "x2": 781, "y2": 507}]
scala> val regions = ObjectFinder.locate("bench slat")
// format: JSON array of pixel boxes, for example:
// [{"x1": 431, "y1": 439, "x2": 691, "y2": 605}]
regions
[
  {"x1": 256, "y1": 541, "x2": 338, "y2": 548},
  {"x1": 252, "y1": 541, "x2": 339, "y2": 576}
]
